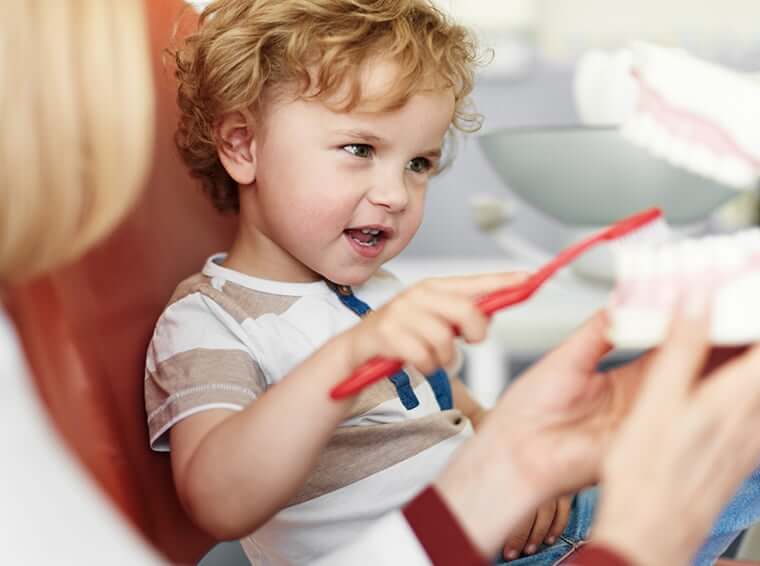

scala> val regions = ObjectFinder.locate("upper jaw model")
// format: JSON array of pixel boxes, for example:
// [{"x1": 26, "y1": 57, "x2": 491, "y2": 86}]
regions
[{"x1": 575, "y1": 42, "x2": 760, "y2": 190}]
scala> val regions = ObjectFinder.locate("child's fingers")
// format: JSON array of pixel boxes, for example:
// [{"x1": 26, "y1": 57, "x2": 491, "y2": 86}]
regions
[
  {"x1": 404, "y1": 289, "x2": 490, "y2": 343},
  {"x1": 502, "y1": 513, "x2": 536, "y2": 560},
  {"x1": 546, "y1": 496, "x2": 572, "y2": 544},
  {"x1": 400, "y1": 314, "x2": 457, "y2": 371},
  {"x1": 422, "y1": 271, "x2": 531, "y2": 299},
  {"x1": 524, "y1": 500, "x2": 557, "y2": 554},
  {"x1": 391, "y1": 327, "x2": 440, "y2": 376}
]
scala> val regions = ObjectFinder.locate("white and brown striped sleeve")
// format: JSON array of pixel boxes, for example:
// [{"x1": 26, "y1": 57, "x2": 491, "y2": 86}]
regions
[{"x1": 144, "y1": 289, "x2": 267, "y2": 451}]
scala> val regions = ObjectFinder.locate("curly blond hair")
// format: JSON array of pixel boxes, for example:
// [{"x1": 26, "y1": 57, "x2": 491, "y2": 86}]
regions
[{"x1": 173, "y1": 0, "x2": 481, "y2": 213}]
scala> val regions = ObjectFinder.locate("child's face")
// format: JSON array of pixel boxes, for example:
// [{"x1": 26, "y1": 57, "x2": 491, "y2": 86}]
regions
[{"x1": 243, "y1": 64, "x2": 455, "y2": 286}]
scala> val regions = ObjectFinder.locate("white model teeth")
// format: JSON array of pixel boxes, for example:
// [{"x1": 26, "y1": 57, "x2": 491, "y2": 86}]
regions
[
  {"x1": 622, "y1": 112, "x2": 758, "y2": 189},
  {"x1": 576, "y1": 42, "x2": 760, "y2": 190},
  {"x1": 608, "y1": 229, "x2": 760, "y2": 348}
]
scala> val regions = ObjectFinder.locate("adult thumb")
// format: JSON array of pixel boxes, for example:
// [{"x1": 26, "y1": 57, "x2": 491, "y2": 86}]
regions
[{"x1": 543, "y1": 310, "x2": 613, "y2": 374}]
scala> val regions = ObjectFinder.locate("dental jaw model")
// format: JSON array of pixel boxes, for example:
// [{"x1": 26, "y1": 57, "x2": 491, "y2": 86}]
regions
[
  {"x1": 607, "y1": 230, "x2": 760, "y2": 348},
  {"x1": 622, "y1": 43, "x2": 760, "y2": 190},
  {"x1": 574, "y1": 43, "x2": 760, "y2": 282},
  {"x1": 602, "y1": 44, "x2": 760, "y2": 348},
  {"x1": 576, "y1": 42, "x2": 760, "y2": 190}
]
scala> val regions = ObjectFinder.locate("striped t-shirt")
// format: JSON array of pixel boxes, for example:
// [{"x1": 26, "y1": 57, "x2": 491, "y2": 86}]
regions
[{"x1": 145, "y1": 254, "x2": 473, "y2": 565}]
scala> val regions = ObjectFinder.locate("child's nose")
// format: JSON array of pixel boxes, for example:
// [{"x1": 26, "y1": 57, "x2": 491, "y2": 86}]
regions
[{"x1": 366, "y1": 172, "x2": 409, "y2": 212}]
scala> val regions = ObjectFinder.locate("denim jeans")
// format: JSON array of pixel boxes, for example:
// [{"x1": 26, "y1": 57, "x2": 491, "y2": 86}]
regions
[
  {"x1": 693, "y1": 466, "x2": 760, "y2": 566},
  {"x1": 494, "y1": 467, "x2": 760, "y2": 566}
]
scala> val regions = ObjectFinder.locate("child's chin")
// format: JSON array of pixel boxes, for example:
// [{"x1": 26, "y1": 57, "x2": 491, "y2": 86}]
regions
[{"x1": 325, "y1": 268, "x2": 376, "y2": 288}]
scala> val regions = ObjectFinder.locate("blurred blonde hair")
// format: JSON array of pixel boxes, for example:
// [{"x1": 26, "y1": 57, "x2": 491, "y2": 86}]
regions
[
  {"x1": 0, "y1": 0, "x2": 154, "y2": 283},
  {"x1": 173, "y1": 0, "x2": 482, "y2": 212}
]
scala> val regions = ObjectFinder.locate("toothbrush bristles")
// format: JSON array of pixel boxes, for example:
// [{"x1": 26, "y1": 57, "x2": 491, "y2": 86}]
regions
[{"x1": 612, "y1": 214, "x2": 672, "y2": 249}]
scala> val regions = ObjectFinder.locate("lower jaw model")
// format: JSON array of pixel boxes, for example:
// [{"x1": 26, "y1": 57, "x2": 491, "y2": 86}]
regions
[
  {"x1": 622, "y1": 42, "x2": 760, "y2": 190},
  {"x1": 576, "y1": 42, "x2": 760, "y2": 347},
  {"x1": 607, "y1": 229, "x2": 760, "y2": 348}
]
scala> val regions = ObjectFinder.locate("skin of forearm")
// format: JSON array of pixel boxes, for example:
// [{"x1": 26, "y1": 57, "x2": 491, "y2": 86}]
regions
[
  {"x1": 179, "y1": 332, "x2": 357, "y2": 539},
  {"x1": 434, "y1": 431, "x2": 542, "y2": 558}
]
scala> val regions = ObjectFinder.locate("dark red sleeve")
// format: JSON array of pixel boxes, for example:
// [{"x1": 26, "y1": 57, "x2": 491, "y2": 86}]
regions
[
  {"x1": 402, "y1": 486, "x2": 487, "y2": 566},
  {"x1": 564, "y1": 544, "x2": 632, "y2": 566}
]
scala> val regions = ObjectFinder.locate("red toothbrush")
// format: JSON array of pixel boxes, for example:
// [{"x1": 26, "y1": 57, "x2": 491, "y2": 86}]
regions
[{"x1": 330, "y1": 207, "x2": 669, "y2": 400}]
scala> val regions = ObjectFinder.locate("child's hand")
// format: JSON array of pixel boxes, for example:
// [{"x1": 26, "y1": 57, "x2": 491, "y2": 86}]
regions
[
  {"x1": 501, "y1": 496, "x2": 572, "y2": 561},
  {"x1": 346, "y1": 272, "x2": 529, "y2": 375}
]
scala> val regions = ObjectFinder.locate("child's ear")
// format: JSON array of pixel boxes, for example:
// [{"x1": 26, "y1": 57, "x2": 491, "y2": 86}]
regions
[{"x1": 216, "y1": 112, "x2": 257, "y2": 185}]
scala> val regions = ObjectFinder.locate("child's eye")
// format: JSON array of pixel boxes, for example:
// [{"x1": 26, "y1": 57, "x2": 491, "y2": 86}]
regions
[
  {"x1": 406, "y1": 157, "x2": 433, "y2": 174},
  {"x1": 343, "y1": 144, "x2": 373, "y2": 159}
]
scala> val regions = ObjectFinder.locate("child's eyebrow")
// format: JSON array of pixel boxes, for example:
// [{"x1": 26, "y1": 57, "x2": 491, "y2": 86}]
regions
[
  {"x1": 422, "y1": 147, "x2": 442, "y2": 160},
  {"x1": 334, "y1": 129, "x2": 386, "y2": 144},
  {"x1": 334, "y1": 129, "x2": 441, "y2": 158}
]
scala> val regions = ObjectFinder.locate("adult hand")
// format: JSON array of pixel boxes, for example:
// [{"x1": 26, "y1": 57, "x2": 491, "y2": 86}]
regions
[
  {"x1": 435, "y1": 310, "x2": 652, "y2": 555},
  {"x1": 484, "y1": 310, "x2": 653, "y2": 501},
  {"x1": 592, "y1": 296, "x2": 760, "y2": 566}
]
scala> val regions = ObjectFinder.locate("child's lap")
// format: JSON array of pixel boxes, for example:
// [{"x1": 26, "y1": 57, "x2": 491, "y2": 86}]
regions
[
  {"x1": 494, "y1": 465, "x2": 760, "y2": 566},
  {"x1": 693, "y1": 465, "x2": 760, "y2": 566}
]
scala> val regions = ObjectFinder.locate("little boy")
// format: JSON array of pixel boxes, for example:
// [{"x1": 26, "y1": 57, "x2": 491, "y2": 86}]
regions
[
  {"x1": 146, "y1": 1, "x2": 603, "y2": 564},
  {"x1": 146, "y1": 1, "x2": 760, "y2": 564}
]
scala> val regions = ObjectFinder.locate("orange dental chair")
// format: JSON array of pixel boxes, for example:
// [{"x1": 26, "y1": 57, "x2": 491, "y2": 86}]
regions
[{"x1": 2, "y1": 1, "x2": 755, "y2": 564}]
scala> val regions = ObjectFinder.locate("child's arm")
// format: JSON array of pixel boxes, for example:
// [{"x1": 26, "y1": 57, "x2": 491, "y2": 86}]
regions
[
  {"x1": 169, "y1": 332, "x2": 357, "y2": 539},
  {"x1": 169, "y1": 272, "x2": 528, "y2": 540}
]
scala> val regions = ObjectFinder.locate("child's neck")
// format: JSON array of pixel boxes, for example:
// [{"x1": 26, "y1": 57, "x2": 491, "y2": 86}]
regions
[{"x1": 224, "y1": 229, "x2": 320, "y2": 284}]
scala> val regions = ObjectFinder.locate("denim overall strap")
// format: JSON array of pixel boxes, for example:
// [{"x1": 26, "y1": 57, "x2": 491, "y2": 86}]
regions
[
  {"x1": 327, "y1": 282, "x2": 453, "y2": 411},
  {"x1": 425, "y1": 368, "x2": 453, "y2": 411}
]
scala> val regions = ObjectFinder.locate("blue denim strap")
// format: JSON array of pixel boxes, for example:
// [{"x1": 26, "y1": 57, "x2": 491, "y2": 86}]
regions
[
  {"x1": 426, "y1": 368, "x2": 453, "y2": 411},
  {"x1": 327, "y1": 282, "x2": 452, "y2": 411}
]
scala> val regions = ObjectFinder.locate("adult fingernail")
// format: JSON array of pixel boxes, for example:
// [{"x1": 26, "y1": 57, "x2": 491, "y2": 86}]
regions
[
  {"x1": 545, "y1": 536, "x2": 556, "y2": 545},
  {"x1": 506, "y1": 550, "x2": 518, "y2": 560},
  {"x1": 525, "y1": 545, "x2": 537, "y2": 555}
]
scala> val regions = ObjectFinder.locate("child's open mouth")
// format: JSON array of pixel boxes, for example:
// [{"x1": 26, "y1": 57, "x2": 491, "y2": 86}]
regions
[
  {"x1": 344, "y1": 227, "x2": 388, "y2": 258},
  {"x1": 345, "y1": 228, "x2": 383, "y2": 246}
]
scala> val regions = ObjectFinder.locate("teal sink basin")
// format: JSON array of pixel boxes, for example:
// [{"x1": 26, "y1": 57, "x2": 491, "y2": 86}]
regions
[{"x1": 478, "y1": 126, "x2": 739, "y2": 227}]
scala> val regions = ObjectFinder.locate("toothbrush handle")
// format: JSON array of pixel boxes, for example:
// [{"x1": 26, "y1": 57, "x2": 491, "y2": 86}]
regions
[
  {"x1": 329, "y1": 281, "x2": 537, "y2": 400},
  {"x1": 330, "y1": 208, "x2": 662, "y2": 399},
  {"x1": 330, "y1": 357, "x2": 405, "y2": 399}
]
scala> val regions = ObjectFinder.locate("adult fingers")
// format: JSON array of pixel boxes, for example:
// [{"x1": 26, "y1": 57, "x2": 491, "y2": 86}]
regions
[
  {"x1": 638, "y1": 293, "x2": 712, "y2": 406},
  {"x1": 541, "y1": 311, "x2": 613, "y2": 374},
  {"x1": 697, "y1": 341, "x2": 760, "y2": 417}
]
